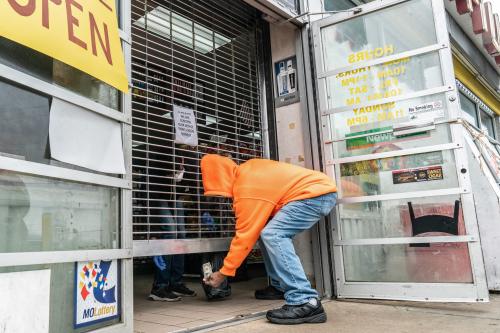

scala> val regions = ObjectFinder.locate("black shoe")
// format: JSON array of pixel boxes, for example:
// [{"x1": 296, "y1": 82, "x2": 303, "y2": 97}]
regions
[
  {"x1": 255, "y1": 286, "x2": 285, "y2": 300},
  {"x1": 148, "y1": 287, "x2": 181, "y2": 302},
  {"x1": 171, "y1": 283, "x2": 197, "y2": 297},
  {"x1": 266, "y1": 299, "x2": 327, "y2": 324}
]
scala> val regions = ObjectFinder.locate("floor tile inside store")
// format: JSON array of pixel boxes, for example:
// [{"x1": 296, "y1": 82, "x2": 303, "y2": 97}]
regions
[{"x1": 134, "y1": 273, "x2": 283, "y2": 333}]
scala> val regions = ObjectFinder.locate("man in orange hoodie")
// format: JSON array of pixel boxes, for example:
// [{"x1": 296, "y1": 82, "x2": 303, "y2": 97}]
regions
[{"x1": 201, "y1": 154, "x2": 337, "y2": 324}]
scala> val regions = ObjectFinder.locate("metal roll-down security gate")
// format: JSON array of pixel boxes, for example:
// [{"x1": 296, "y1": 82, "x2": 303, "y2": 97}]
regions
[{"x1": 130, "y1": 0, "x2": 268, "y2": 256}]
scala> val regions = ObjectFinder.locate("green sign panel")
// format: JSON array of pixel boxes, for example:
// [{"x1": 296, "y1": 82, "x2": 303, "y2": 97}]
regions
[{"x1": 345, "y1": 127, "x2": 427, "y2": 150}]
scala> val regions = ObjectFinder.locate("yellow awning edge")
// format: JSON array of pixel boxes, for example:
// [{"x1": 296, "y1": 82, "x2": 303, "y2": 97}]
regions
[{"x1": 453, "y1": 56, "x2": 500, "y2": 115}]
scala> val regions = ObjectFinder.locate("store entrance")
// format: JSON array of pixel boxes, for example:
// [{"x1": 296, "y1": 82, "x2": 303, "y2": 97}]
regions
[
  {"x1": 130, "y1": 0, "x2": 276, "y2": 330},
  {"x1": 312, "y1": 0, "x2": 489, "y2": 301},
  {"x1": 133, "y1": 255, "x2": 280, "y2": 331}
]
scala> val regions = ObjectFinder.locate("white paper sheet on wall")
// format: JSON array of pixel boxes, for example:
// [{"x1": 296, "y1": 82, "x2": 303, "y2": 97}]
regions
[
  {"x1": 49, "y1": 98, "x2": 126, "y2": 174},
  {"x1": 0, "y1": 269, "x2": 51, "y2": 333}
]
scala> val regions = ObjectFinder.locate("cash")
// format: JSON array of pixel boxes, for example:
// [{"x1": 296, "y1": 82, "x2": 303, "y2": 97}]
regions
[{"x1": 202, "y1": 262, "x2": 213, "y2": 279}]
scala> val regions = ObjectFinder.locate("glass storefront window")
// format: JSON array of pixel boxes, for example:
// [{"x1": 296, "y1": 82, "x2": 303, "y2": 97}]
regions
[
  {"x1": 343, "y1": 243, "x2": 473, "y2": 283},
  {"x1": 339, "y1": 195, "x2": 466, "y2": 239},
  {"x1": 0, "y1": 37, "x2": 120, "y2": 110},
  {"x1": 458, "y1": 88, "x2": 498, "y2": 139},
  {"x1": 459, "y1": 92, "x2": 478, "y2": 126},
  {"x1": 496, "y1": 118, "x2": 500, "y2": 141},
  {"x1": 339, "y1": 150, "x2": 458, "y2": 198},
  {"x1": 333, "y1": 124, "x2": 452, "y2": 159},
  {"x1": 341, "y1": 194, "x2": 473, "y2": 285},
  {"x1": 0, "y1": 79, "x2": 123, "y2": 176},
  {"x1": 116, "y1": 0, "x2": 122, "y2": 28},
  {"x1": 327, "y1": 93, "x2": 449, "y2": 141},
  {"x1": 321, "y1": 0, "x2": 437, "y2": 71},
  {"x1": 480, "y1": 108, "x2": 496, "y2": 138},
  {"x1": 0, "y1": 171, "x2": 119, "y2": 253},
  {"x1": 0, "y1": 80, "x2": 50, "y2": 163},
  {"x1": 0, "y1": 263, "x2": 120, "y2": 333},
  {"x1": 281, "y1": 0, "x2": 299, "y2": 13},
  {"x1": 324, "y1": 0, "x2": 375, "y2": 11},
  {"x1": 325, "y1": 52, "x2": 444, "y2": 110}
]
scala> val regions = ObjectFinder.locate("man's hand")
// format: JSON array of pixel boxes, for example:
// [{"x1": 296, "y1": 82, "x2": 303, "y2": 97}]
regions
[{"x1": 203, "y1": 271, "x2": 226, "y2": 288}]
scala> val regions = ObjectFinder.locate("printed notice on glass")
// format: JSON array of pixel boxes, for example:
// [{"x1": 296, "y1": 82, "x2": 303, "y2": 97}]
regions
[
  {"x1": 408, "y1": 101, "x2": 444, "y2": 121},
  {"x1": 392, "y1": 166, "x2": 444, "y2": 184},
  {"x1": 74, "y1": 260, "x2": 120, "y2": 328},
  {"x1": 174, "y1": 105, "x2": 199, "y2": 146}
]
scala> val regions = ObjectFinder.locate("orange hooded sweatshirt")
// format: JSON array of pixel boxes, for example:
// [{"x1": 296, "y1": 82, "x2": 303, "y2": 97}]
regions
[{"x1": 201, "y1": 154, "x2": 336, "y2": 277}]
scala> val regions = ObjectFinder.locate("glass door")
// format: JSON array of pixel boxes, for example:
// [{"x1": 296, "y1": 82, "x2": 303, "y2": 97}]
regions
[{"x1": 312, "y1": 0, "x2": 488, "y2": 301}]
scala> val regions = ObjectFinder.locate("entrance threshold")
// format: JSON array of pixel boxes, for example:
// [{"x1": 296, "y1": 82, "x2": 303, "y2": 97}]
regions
[{"x1": 134, "y1": 275, "x2": 283, "y2": 332}]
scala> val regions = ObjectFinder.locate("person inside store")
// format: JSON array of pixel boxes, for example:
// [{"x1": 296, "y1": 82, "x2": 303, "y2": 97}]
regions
[
  {"x1": 148, "y1": 161, "x2": 197, "y2": 302},
  {"x1": 148, "y1": 232, "x2": 196, "y2": 302},
  {"x1": 201, "y1": 154, "x2": 337, "y2": 325},
  {"x1": 148, "y1": 198, "x2": 198, "y2": 301}
]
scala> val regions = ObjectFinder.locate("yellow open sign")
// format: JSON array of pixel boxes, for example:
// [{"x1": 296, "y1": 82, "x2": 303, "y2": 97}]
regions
[{"x1": 0, "y1": 0, "x2": 128, "y2": 93}]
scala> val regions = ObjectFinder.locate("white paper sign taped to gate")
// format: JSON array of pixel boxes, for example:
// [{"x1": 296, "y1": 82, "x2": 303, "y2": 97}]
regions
[{"x1": 174, "y1": 105, "x2": 198, "y2": 146}]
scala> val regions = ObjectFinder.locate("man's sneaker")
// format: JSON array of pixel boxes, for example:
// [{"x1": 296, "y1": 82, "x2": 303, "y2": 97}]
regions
[
  {"x1": 148, "y1": 287, "x2": 181, "y2": 302},
  {"x1": 171, "y1": 283, "x2": 197, "y2": 297},
  {"x1": 266, "y1": 299, "x2": 327, "y2": 324},
  {"x1": 255, "y1": 285, "x2": 284, "y2": 300}
]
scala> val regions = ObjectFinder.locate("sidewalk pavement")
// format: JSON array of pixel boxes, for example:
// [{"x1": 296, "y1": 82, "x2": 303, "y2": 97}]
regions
[{"x1": 211, "y1": 294, "x2": 500, "y2": 333}]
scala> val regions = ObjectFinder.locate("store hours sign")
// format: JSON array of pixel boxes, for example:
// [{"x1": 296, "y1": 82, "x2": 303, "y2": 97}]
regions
[{"x1": 74, "y1": 260, "x2": 120, "y2": 328}]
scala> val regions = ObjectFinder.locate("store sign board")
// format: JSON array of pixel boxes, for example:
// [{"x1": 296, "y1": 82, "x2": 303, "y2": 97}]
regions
[
  {"x1": 482, "y1": 2, "x2": 500, "y2": 57},
  {"x1": 0, "y1": 0, "x2": 128, "y2": 92},
  {"x1": 451, "y1": 0, "x2": 500, "y2": 65},
  {"x1": 74, "y1": 260, "x2": 120, "y2": 328},
  {"x1": 174, "y1": 104, "x2": 199, "y2": 146}
]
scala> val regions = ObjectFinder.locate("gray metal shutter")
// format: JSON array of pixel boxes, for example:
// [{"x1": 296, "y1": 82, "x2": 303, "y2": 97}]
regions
[{"x1": 131, "y1": 0, "x2": 264, "y2": 243}]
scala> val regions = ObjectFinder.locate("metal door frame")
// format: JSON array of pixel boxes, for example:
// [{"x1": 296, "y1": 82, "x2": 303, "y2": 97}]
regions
[{"x1": 311, "y1": 0, "x2": 489, "y2": 302}]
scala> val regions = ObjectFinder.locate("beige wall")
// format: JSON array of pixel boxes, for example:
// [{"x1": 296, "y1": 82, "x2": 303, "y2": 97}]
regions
[
  {"x1": 269, "y1": 22, "x2": 315, "y2": 284},
  {"x1": 270, "y1": 23, "x2": 307, "y2": 167}
]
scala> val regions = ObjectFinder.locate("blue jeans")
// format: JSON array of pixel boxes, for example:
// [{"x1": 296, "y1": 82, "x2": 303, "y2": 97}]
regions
[
  {"x1": 259, "y1": 192, "x2": 337, "y2": 305},
  {"x1": 153, "y1": 201, "x2": 186, "y2": 289},
  {"x1": 153, "y1": 255, "x2": 184, "y2": 289}
]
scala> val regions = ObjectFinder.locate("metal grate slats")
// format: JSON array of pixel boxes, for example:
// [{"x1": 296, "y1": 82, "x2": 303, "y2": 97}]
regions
[{"x1": 131, "y1": 0, "x2": 263, "y2": 242}]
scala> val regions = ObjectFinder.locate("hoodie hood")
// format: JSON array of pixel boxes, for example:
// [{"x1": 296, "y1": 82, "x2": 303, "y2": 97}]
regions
[{"x1": 201, "y1": 154, "x2": 237, "y2": 198}]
